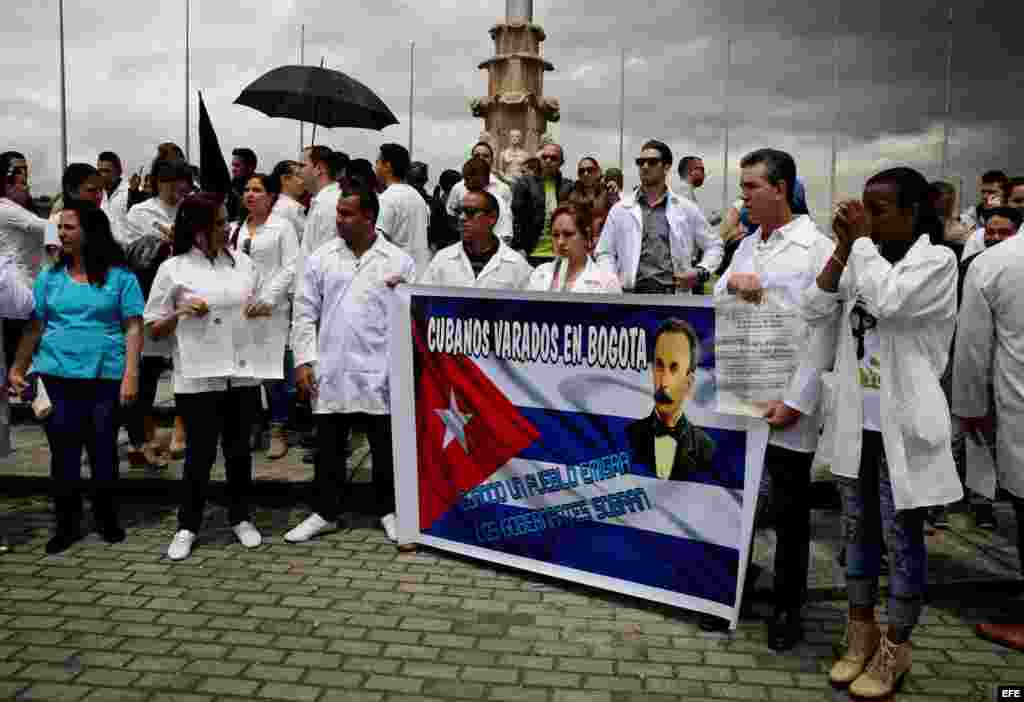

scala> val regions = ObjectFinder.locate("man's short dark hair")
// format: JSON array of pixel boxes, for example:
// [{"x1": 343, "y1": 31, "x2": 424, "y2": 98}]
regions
[
  {"x1": 232, "y1": 148, "x2": 257, "y2": 170},
  {"x1": 340, "y1": 183, "x2": 380, "y2": 223},
  {"x1": 740, "y1": 148, "x2": 798, "y2": 211},
  {"x1": 305, "y1": 145, "x2": 339, "y2": 178},
  {"x1": 652, "y1": 318, "x2": 699, "y2": 373},
  {"x1": 678, "y1": 156, "x2": 701, "y2": 179},
  {"x1": 97, "y1": 151, "x2": 122, "y2": 170},
  {"x1": 472, "y1": 141, "x2": 494, "y2": 159},
  {"x1": 641, "y1": 140, "x2": 673, "y2": 167},
  {"x1": 379, "y1": 143, "x2": 411, "y2": 180},
  {"x1": 61, "y1": 163, "x2": 99, "y2": 200},
  {"x1": 408, "y1": 161, "x2": 428, "y2": 187},
  {"x1": 986, "y1": 206, "x2": 1023, "y2": 229},
  {"x1": 462, "y1": 156, "x2": 491, "y2": 181},
  {"x1": 981, "y1": 170, "x2": 1008, "y2": 185}
]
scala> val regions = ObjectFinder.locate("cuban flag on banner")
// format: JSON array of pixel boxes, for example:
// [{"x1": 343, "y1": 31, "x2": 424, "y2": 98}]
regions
[{"x1": 408, "y1": 301, "x2": 752, "y2": 610}]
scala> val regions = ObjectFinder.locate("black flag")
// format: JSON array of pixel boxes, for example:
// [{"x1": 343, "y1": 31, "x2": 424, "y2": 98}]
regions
[{"x1": 198, "y1": 92, "x2": 231, "y2": 198}]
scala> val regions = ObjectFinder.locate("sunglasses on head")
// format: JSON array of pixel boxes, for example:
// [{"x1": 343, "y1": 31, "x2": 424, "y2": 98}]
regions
[{"x1": 635, "y1": 157, "x2": 662, "y2": 168}]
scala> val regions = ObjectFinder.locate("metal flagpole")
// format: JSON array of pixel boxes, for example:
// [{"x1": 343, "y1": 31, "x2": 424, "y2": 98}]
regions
[
  {"x1": 58, "y1": 0, "x2": 68, "y2": 173},
  {"x1": 721, "y1": 37, "x2": 731, "y2": 215},
  {"x1": 829, "y1": 3, "x2": 841, "y2": 214},
  {"x1": 941, "y1": 5, "x2": 954, "y2": 179},
  {"x1": 299, "y1": 24, "x2": 305, "y2": 155},
  {"x1": 409, "y1": 41, "x2": 415, "y2": 158},
  {"x1": 618, "y1": 48, "x2": 625, "y2": 169},
  {"x1": 185, "y1": 0, "x2": 191, "y2": 162}
]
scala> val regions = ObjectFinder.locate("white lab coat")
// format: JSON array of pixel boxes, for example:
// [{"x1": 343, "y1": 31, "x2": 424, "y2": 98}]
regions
[
  {"x1": 229, "y1": 214, "x2": 300, "y2": 362},
  {"x1": 296, "y1": 183, "x2": 341, "y2": 292},
  {"x1": 594, "y1": 188, "x2": 722, "y2": 290},
  {"x1": 527, "y1": 257, "x2": 622, "y2": 293},
  {"x1": 272, "y1": 195, "x2": 307, "y2": 245},
  {"x1": 143, "y1": 249, "x2": 265, "y2": 394},
  {"x1": 379, "y1": 183, "x2": 432, "y2": 274},
  {"x1": 953, "y1": 234, "x2": 1024, "y2": 498},
  {"x1": 0, "y1": 198, "x2": 47, "y2": 288},
  {"x1": 101, "y1": 180, "x2": 132, "y2": 245},
  {"x1": 419, "y1": 239, "x2": 533, "y2": 290},
  {"x1": 0, "y1": 255, "x2": 36, "y2": 456},
  {"x1": 713, "y1": 215, "x2": 834, "y2": 453},
  {"x1": 802, "y1": 235, "x2": 963, "y2": 511},
  {"x1": 292, "y1": 236, "x2": 415, "y2": 415},
  {"x1": 446, "y1": 180, "x2": 515, "y2": 243}
]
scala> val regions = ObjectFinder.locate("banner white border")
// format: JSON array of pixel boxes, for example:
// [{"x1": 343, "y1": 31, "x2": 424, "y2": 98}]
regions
[{"x1": 389, "y1": 286, "x2": 768, "y2": 629}]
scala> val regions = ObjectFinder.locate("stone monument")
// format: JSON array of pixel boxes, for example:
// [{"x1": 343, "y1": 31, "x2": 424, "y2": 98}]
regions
[
  {"x1": 471, "y1": 0, "x2": 560, "y2": 181},
  {"x1": 498, "y1": 129, "x2": 529, "y2": 181}
]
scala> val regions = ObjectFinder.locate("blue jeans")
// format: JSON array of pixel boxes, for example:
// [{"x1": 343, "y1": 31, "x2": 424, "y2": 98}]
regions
[
  {"x1": 840, "y1": 431, "x2": 927, "y2": 631},
  {"x1": 41, "y1": 375, "x2": 121, "y2": 486},
  {"x1": 263, "y1": 347, "x2": 295, "y2": 426}
]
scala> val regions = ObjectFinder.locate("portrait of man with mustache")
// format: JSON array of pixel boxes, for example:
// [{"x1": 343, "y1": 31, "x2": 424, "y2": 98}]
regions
[{"x1": 626, "y1": 318, "x2": 717, "y2": 481}]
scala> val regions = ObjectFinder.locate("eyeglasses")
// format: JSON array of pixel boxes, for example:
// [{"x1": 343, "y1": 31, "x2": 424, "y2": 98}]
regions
[
  {"x1": 635, "y1": 157, "x2": 662, "y2": 168},
  {"x1": 540, "y1": 154, "x2": 561, "y2": 162},
  {"x1": 850, "y1": 304, "x2": 878, "y2": 360},
  {"x1": 578, "y1": 167, "x2": 597, "y2": 175},
  {"x1": 458, "y1": 207, "x2": 493, "y2": 220},
  {"x1": 8, "y1": 166, "x2": 26, "y2": 176}
]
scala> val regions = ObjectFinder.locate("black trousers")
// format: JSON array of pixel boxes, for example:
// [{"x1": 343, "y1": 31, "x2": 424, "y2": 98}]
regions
[
  {"x1": 314, "y1": 413, "x2": 395, "y2": 521},
  {"x1": 175, "y1": 385, "x2": 260, "y2": 532},
  {"x1": 123, "y1": 356, "x2": 169, "y2": 447},
  {"x1": 759, "y1": 444, "x2": 814, "y2": 612}
]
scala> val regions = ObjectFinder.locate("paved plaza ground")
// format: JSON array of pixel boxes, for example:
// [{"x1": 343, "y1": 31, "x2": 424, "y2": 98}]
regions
[{"x1": 2, "y1": 390, "x2": 1024, "y2": 701}]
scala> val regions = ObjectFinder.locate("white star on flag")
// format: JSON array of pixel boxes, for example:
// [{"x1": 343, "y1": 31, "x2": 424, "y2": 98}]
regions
[{"x1": 435, "y1": 388, "x2": 473, "y2": 453}]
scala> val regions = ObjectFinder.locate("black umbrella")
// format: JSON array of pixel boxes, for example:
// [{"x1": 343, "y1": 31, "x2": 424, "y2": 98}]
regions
[{"x1": 234, "y1": 64, "x2": 399, "y2": 132}]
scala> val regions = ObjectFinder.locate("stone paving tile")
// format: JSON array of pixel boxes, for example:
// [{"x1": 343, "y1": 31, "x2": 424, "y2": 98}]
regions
[{"x1": 1, "y1": 495, "x2": 1024, "y2": 702}]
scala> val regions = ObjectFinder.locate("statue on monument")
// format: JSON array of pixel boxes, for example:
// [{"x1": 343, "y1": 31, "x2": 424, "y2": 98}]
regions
[{"x1": 498, "y1": 129, "x2": 529, "y2": 182}]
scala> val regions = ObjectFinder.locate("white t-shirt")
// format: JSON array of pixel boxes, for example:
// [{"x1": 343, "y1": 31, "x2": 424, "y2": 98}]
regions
[
  {"x1": 123, "y1": 197, "x2": 178, "y2": 247},
  {"x1": 378, "y1": 183, "x2": 431, "y2": 274},
  {"x1": 853, "y1": 300, "x2": 882, "y2": 432}
]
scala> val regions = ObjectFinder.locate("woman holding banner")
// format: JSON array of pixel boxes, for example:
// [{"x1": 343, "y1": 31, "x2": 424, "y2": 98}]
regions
[
  {"x1": 527, "y1": 206, "x2": 621, "y2": 293},
  {"x1": 804, "y1": 167, "x2": 961, "y2": 699}
]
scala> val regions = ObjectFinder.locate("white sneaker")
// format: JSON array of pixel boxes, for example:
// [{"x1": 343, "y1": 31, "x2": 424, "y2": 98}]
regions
[
  {"x1": 167, "y1": 530, "x2": 196, "y2": 561},
  {"x1": 232, "y1": 521, "x2": 262, "y2": 548},
  {"x1": 380, "y1": 513, "x2": 397, "y2": 543},
  {"x1": 283, "y1": 513, "x2": 336, "y2": 543}
]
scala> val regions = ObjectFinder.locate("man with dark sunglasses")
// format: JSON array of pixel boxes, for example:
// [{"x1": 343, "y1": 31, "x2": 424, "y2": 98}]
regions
[
  {"x1": 510, "y1": 142, "x2": 574, "y2": 264},
  {"x1": 595, "y1": 140, "x2": 721, "y2": 294},
  {"x1": 420, "y1": 189, "x2": 532, "y2": 290}
]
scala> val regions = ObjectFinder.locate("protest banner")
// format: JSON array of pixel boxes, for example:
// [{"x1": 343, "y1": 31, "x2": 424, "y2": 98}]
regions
[{"x1": 390, "y1": 288, "x2": 768, "y2": 627}]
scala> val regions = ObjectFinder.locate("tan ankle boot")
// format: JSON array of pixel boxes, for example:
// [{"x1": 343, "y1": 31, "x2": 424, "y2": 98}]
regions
[
  {"x1": 267, "y1": 424, "x2": 288, "y2": 460},
  {"x1": 848, "y1": 630, "x2": 912, "y2": 698},
  {"x1": 829, "y1": 617, "x2": 881, "y2": 687}
]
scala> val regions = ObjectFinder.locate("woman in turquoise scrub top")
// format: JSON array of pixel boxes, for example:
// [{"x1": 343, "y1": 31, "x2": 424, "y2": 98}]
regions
[{"x1": 9, "y1": 200, "x2": 144, "y2": 554}]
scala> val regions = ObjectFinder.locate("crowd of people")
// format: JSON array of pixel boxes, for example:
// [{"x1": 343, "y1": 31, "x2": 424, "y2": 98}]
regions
[{"x1": 1, "y1": 133, "x2": 1023, "y2": 700}]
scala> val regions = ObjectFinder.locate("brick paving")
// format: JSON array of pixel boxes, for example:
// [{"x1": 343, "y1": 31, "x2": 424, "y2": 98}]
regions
[{"x1": 0, "y1": 494, "x2": 1022, "y2": 702}]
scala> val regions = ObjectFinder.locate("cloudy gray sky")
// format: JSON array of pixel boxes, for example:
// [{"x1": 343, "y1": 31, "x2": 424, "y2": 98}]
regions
[{"x1": 3, "y1": 0, "x2": 1021, "y2": 221}]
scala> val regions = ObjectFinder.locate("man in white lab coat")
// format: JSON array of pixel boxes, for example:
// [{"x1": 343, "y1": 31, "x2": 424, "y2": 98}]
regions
[
  {"x1": 97, "y1": 151, "x2": 131, "y2": 243},
  {"x1": 375, "y1": 143, "x2": 431, "y2": 273},
  {"x1": 419, "y1": 190, "x2": 533, "y2": 290},
  {"x1": 712, "y1": 149, "x2": 834, "y2": 650},
  {"x1": 595, "y1": 139, "x2": 722, "y2": 294},
  {"x1": 296, "y1": 146, "x2": 342, "y2": 284},
  {"x1": 953, "y1": 226, "x2": 1024, "y2": 652},
  {"x1": 285, "y1": 184, "x2": 416, "y2": 545}
]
